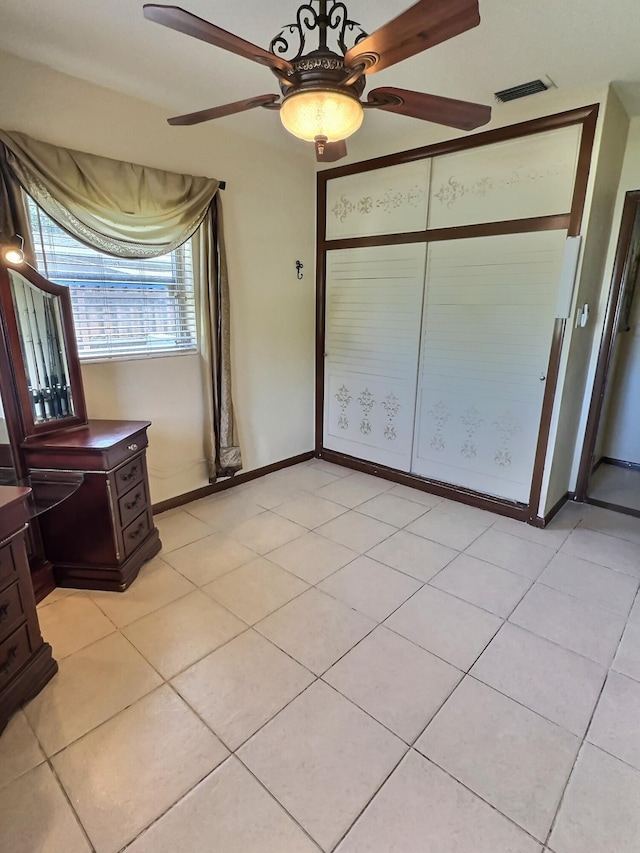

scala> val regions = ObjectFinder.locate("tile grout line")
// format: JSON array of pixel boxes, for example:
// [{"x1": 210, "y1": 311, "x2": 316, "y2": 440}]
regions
[
  {"x1": 47, "y1": 758, "x2": 98, "y2": 853},
  {"x1": 20, "y1": 711, "x2": 97, "y2": 853},
  {"x1": 145, "y1": 676, "x2": 328, "y2": 851},
  {"x1": 542, "y1": 590, "x2": 634, "y2": 849},
  {"x1": 114, "y1": 753, "x2": 239, "y2": 852},
  {"x1": 169, "y1": 655, "x2": 319, "y2": 756},
  {"x1": 231, "y1": 753, "x2": 326, "y2": 852},
  {"x1": 412, "y1": 750, "x2": 553, "y2": 849},
  {"x1": 541, "y1": 673, "x2": 612, "y2": 851},
  {"x1": 325, "y1": 745, "x2": 412, "y2": 852}
]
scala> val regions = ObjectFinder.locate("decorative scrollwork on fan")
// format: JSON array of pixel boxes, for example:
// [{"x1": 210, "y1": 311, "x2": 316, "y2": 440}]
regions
[{"x1": 269, "y1": 0, "x2": 367, "y2": 61}]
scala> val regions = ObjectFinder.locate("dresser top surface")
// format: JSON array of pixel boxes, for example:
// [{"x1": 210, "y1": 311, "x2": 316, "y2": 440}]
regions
[
  {"x1": 0, "y1": 486, "x2": 31, "y2": 511},
  {"x1": 21, "y1": 420, "x2": 151, "y2": 452}
]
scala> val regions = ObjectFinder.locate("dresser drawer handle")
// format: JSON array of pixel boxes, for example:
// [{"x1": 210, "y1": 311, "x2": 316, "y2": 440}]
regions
[
  {"x1": 127, "y1": 444, "x2": 138, "y2": 452},
  {"x1": 0, "y1": 602, "x2": 9, "y2": 624},
  {"x1": 120, "y1": 465, "x2": 139, "y2": 483},
  {"x1": 127, "y1": 522, "x2": 146, "y2": 541},
  {"x1": 0, "y1": 645, "x2": 18, "y2": 676},
  {"x1": 124, "y1": 492, "x2": 143, "y2": 511}
]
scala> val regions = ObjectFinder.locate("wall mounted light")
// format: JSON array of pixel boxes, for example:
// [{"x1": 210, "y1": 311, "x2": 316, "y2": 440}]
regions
[{"x1": 2, "y1": 235, "x2": 25, "y2": 265}]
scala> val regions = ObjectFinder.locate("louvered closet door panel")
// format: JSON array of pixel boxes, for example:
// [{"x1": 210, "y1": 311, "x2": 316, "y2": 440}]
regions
[
  {"x1": 412, "y1": 230, "x2": 568, "y2": 502},
  {"x1": 324, "y1": 244, "x2": 427, "y2": 470}
]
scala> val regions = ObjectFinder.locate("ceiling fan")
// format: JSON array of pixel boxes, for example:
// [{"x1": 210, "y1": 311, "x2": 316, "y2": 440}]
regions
[{"x1": 143, "y1": 0, "x2": 491, "y2": 162}]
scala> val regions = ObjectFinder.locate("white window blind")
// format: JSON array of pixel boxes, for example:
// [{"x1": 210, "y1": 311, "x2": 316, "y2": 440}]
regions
[{"x1": 26, "y1": 196, "x2": 197, "y2": 361}]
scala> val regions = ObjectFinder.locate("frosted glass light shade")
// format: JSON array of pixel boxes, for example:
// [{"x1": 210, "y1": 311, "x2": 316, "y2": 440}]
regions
[{"x1": 280, "y1": 90, "x2": 364, "y2": 142}]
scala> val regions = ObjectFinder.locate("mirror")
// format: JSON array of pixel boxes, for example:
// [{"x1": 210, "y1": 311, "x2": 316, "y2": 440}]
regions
[
  {"x1": 0, "y1": 383, "x2": 17, "y2": 485},
  {"x1": 0, "y1": 261, "x2": 87, "y2": 439},
  {"x1": 8, "y1": 270, "x2": 75, "y2": 424}
]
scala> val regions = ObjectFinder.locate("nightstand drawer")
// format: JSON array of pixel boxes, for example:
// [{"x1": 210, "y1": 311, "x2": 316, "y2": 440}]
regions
[
  {"x1": 0, "y1": 581, "x2": 24, "y2": 642},
  {"x1": 118, "y1": 481, "x2": 149, "y2": 529},
  {"x1": 0, "y1": 542, "x2": 15, "y2": 587},
  {"x1": 123, "y1": 510, "x2": 151, "y2": 558},
  {"x1": 0, "y1": 624, "x2": 31, "y2": 691},
  {"x1": 114, "y1": 456, "x2": 144, "y2": 496}
]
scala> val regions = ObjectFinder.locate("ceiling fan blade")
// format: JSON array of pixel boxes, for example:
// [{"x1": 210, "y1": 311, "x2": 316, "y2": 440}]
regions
[
  {"x1": 345, "y1": 0, "x2": 480, "y2": 75},
  {"x1": 168, "y1": 94, "x2": 280, "y2": 126},
  {"x1": 143, "y1": 5, "x2": 293, "y2": 75},
  {"x1": 367, "y1": 87, "x2": 491, "y2": 131},
  {"x1": 316, "y1": 138, "x2": 347, "y2": 163}
]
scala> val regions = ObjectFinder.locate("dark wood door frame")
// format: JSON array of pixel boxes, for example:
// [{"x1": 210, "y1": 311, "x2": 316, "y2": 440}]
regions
[{"x1": 575, "y1": 189, "x2": 640, "y2": 500}]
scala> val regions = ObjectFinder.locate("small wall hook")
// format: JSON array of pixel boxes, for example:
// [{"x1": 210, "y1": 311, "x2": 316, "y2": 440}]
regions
[{"x1": 296, "y1": 260, "x2": 304, "y2": 280}]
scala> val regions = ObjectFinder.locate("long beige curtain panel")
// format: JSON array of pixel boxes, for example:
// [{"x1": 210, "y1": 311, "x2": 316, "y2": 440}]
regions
[{"x1": 0, "y1": 130, "x2": 241, "y2": 480}]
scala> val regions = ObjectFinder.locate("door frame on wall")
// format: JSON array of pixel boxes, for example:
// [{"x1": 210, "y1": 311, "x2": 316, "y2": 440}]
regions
[
  {"x1": 315, "y1": 105, "x2": 599, "y2": 524},
  {"x1": 575, "y1": 188, "x2": 640, "y2": 509}
]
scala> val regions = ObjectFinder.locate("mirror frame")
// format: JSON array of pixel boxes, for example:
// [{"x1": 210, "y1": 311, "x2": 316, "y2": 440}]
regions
[{"x1": 0, "y1": 260, "x2": 87, "y2": 439}]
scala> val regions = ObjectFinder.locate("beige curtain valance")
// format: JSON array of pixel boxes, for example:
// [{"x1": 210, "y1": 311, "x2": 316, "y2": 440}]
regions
[{"x1": 0, "y1": 130, "x2": 219, "y2": 258}]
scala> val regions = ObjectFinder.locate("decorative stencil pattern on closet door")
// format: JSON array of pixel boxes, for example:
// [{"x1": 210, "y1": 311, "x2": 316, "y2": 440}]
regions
[
  {"x1": 412, "y1": 230, "x2": 568, "y2": 503},
  {"x1": 325, "y1": 160, "x2": 431, "y2": 241},
  {"x1": 324, "y1": 244, "x2": 427, "y2": 470},
  {"x1": 428, "y1": 125, "x2": 582, "y2": 229}
]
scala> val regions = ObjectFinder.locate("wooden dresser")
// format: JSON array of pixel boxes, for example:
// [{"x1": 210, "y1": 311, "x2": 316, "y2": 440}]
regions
[
  {"x1": 22, "y1": 420, "x2": 161, "y2": 592},
  {"x1": 0, "y1": 486, "x2": 57, "y2": 734}
]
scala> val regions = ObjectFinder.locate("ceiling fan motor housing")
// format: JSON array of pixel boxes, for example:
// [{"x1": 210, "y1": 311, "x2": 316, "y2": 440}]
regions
[{"x1": 276, "y1": 48, "x2": 366, "y2": 100}]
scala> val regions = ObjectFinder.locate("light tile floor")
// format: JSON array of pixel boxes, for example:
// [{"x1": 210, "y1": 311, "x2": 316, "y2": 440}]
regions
[{"x1": 1, "y1": 460, "x2": 640, "y2": 852}]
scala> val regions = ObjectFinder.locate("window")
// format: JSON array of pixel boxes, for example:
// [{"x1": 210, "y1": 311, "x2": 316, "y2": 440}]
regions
[{"x1": 26, "y1": 196, "x2": 197, "y2": 361}]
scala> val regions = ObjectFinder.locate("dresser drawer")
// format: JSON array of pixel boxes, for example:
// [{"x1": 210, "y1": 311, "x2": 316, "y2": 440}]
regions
[
  {"x1": 0, "y1": 581, "x2": 25, "y2": 642},
  {"x1": 118, "y1": 481, "x2": 149, "y2": 529},
  {"x1": 114, "y1": 455, "x2": 144, "y2": 496},
  {"x1": 0, "y1": 623, "x2": 31, "y2": 691},
  {"x1": 0, "y1": 542, "x2": 15, "y2": 587},
  {"x1": 122, "y1": 510, "x2": 151, "y2": 558}
]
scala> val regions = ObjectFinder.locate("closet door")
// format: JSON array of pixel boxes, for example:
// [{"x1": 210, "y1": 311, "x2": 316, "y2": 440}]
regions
[
  {"x1": 323, "y1": 244, "x2": 427, "y2": 470},
  {"x1": 412, "y1": 230, "x2": 568, "y2": 502}
]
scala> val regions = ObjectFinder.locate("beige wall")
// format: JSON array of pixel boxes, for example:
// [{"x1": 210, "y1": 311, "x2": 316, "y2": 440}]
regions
[
  {"x1": 0, "y1": 49, "x2": 317, "y2": 503},
  {"x1": 540, "y1": 87, "x2": 630, "y2": 514},
  {"x1": 600, "y1": 262, "x2": 640, "y2": 464},
  {"x1": 590, "y1": 117, "x2": 640, "y2": 467}
]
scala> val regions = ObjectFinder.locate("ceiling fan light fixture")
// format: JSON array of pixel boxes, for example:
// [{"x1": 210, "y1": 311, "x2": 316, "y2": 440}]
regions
[{"x1": 280, "y1": 89, "x2": 364, "y2": 142}]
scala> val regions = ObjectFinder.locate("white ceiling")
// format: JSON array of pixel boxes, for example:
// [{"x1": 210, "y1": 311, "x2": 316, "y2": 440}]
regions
[{"x1": 1, "y1": 0, "x2": 640, "y2": 150}]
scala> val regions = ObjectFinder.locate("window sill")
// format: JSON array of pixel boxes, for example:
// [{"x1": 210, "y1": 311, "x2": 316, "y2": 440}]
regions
[{"x1": 79, "y1": 348, "x2": 199, "y2": 366}]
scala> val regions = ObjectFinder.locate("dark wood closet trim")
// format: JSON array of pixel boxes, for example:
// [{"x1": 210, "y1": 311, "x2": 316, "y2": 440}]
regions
[
  {"x1": 152, "y1": 451, "x2": 314, "y2": 515},
  {"x1": 315, "y1": 177, "x2": 328, "y2": 454},
  {"x1": 575, "y1": 190, "x2": 640, "y2": 500},
  {"x1": 317, "y1": 449, "x2": 528, "y2": 521},
  {"x1": 568, "y1": 105, "x2": 599, "y2": 238},
  {"x1": 318, "y1": 104, "x2": 599, "y2": 181},
  {"x1": 322, "y1": 214, "x2": 572, "y2": 252},
  {"x1": 315, "y1": 104, "x2": 600, "y2": 525},
  {"x1": 526, "y1": 490, "x2": 573, "y2": 528},
  {"x1": 526, "y1": 317, "x2": 567, "y2": 521}
]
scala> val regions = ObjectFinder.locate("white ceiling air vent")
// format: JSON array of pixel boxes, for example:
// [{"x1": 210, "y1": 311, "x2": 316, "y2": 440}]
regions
[{"x1": 495, "y1": 77, "x2": 556, "y2": 103}]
